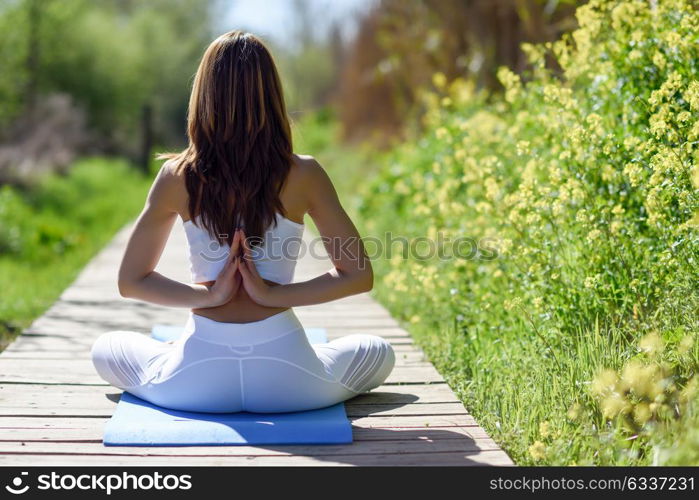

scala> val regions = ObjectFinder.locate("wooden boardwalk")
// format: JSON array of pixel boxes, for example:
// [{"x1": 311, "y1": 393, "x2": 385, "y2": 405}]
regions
[{"x1": 0, "y1": 221, "x2": 512, "y2": 466}]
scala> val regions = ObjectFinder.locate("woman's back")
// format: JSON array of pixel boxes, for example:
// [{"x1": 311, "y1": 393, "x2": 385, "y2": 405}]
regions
[
  {"x1": 91, "y1": 30, "x2": 394, "y2": 414},
  {"x1": 168, "y1": 153, "x2": 315, "y2": 323}
]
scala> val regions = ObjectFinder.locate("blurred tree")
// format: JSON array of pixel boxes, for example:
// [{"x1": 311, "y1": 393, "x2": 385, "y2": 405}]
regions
[
  {"x1": 0, "y1": 0, "x2": 217, "y2": 170},
  {"x1": 270, "y1": 0, "x2": 348, "y2": 118},
  {"x1": 24, "y1": 0, "x2": 39, "y2": 115},
  {"x1": 336, "y1": 0, "x2": 584, "y2": 145}
]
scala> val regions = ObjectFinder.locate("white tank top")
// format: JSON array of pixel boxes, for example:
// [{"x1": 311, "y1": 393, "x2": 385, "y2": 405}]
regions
[{"x1": 183, "y1": 212, "x2": 305, "y2": 284}]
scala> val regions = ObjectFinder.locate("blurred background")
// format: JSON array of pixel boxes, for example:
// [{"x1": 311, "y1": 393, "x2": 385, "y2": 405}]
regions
[{"x1": 0, "y1": 0, "x2": 584, "y2": 179}]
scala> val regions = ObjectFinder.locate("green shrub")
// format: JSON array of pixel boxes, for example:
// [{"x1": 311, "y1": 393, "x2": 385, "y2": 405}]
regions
[{"x1": 358, "y1": 0, "x2": 699, "y2": 465}]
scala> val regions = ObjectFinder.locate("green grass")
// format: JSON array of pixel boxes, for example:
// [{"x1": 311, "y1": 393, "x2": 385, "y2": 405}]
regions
[{"x1": 0, "y1": 157, "x2": 154, "y2": 350}]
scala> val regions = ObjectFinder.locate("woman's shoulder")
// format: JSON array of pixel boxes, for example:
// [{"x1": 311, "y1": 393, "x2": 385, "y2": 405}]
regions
[
  {"x1": 291, "y1": 153, "x2": 319, "y2": 171},
  {"x1": 290, "y1": 153, "x2": 329, "y2": 185},
  {"x1": 284, "y1": 154, "x2": 333, "y2": 217},
  {"x1": 159, "y1": 157, "x2": 186, "y2": 178},
  {"x1": 147, "y1": 158, "x2": 188, "y2": 214}
]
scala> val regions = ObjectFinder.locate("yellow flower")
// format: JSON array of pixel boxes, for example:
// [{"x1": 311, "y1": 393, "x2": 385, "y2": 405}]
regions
[
  {"x1": 662, "y1": 31, "x2": 682, "y2": 47},
  {"x1": 678, "y1": 334, "x2": 695, "y2": 355},
  {"x1": 601, "y1": 164, "x2": 616, "y2": 182},
  {"x1": 516, "y1": 140, "x2": 531, "y2": 156},
  {"x1": 528, "y1": 441, "x2": 546, "y2": 461},
  {"x1": 639, "y1": 331, "x2": 664, "y2": 356},
  {"x1": 394, "y1": 180, "x2": 410, "y2": 195},
  {"x1": 521, "y1": 42, "x2": 546, "y2": 68},
  {"x1": 567, "y1": 403, "x2": 582, "y2": 421},
  {"x1": 543, "y1": 84, "x2": 574, "y2": 109},
  {"x1": 591, "y1": 369, "x2": 618, "y2": 397},
  {"x1": 432, "y1": 72, "x2": 447, "y2": 90},
  {"x1": 631, "y1": 30, "x2": 644, "y2": 43},
  {"x1": 484, "y1": 178, "x2": 500, "y2": 201},
  {"x1": 526, "y1": 213, "x2": 542, "y2": 225},
  {"x1": 576, "y1": 209, "x2": 590, "y2": 224},
  {"x1": 619, "y1": 361, "x2": 664, "y2": 400},
  {"x1": 611, "y1": 2, "x2": 646, "y2": 31},
  {"x1": 601, "y1": 392, "x2": 630, "y2": 419},
  {"x1": 679, "y1": 377, "x2": 697, "y2": 404},
  {"x1": 633, "y1": 402, "x2": 652, "y2": 425},
  {"x1": 628, "y1": 49, "x2": 642, "y2": 61},
  {"x1": 624, "y1": 136, "x2": 641, "y2": 150},
  {"x1": 585, "y1": 113, "x2": 604, "y2": 136},
  {"x1": 652, "y1": 51, "x2": 666, "y2": 69},
  {"x1": 497, "y1": 66, "x2": 522, "y2": 103},
  {"x1": 497, "y1": 238, "x2": 513, "y2": 255},
  {"x1": 623, "y1": 162, "x2": 644, "y2": 186},
  {"x1": 474, "y1": 201, "x2": 491, "y2": 214},
  {"x1": 503, "y1": 297, "x2": 522, "y2": 311},
  {"x1": 538, "y1": 421, "x2": 551, "y2": 438},
  {"x1": 677, "y1": 111, "x2": 691, "y2": 123},
  {"x1": 684, "y1": 81, "x2": 699, "y2": 111},
  {"x1": 586, "y1": 229, "x2": 602, "y2": 243}
]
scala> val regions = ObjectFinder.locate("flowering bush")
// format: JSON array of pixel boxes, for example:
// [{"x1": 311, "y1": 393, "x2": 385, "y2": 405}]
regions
[{"x1": 358, "y1": 0, "x2": 699, "y2": 464}]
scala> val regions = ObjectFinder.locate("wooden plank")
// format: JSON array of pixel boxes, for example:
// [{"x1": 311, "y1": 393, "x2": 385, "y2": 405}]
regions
[
  {"x1": 0, "y1": 435, "x2": 501, "y2": 457},
  {"x1": 352, "y1": 414, "x2": 479, "y2": 427},
  {"x1": 325, "y1": 328, "x2": 412, "y2": 339},
  {"x1": 0, "y1": 413, "x2": 481, "y2": 434},
  {"x1": 353, "y1": 384, "x2": 457, "y2": 403},
  {"x1": 0, "y1": 425, "x2": 491, "y2": 443},
  {"x1": 0, "y1": 414, "x2": 477, "y2": 440},
  {"x1": 0, "y1": 382, "x2": 457, "y2": 410},
  {"x1": 2, "y1": 335, "x2": 97, "y2": 353},
  {"x1": 0, "y1": 360, "x2": 443, "y2": 385},
  {"x1": 295, "y1": 317, "x2": 402, "y2": 328},
  {"x1": 294, "y1": 309, "x2": 398, "y2": 319},
  {"x1": 348, "y1": 403, "x2": 466, "y2": 417},
  {"x1": 0, "y1": 450, "x2": 513, "y2": 466},
  {"x1": 0, "y1": 396, "x2": 467, "y2": 417},
  {"x1": 351, "y1": 425, "x2": 492, "y2": 441}
]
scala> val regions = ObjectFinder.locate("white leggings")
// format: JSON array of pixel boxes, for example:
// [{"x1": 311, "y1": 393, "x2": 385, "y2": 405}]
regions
[{"x1": 90, "y1": 309, "x2": 395, "y2": 413}]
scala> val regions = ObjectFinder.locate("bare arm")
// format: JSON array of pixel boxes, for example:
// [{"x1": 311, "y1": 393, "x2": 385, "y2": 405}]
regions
[
  {"x1": 238, "y1": 158, "x2": 373, "y2": 307},
  {"x1": 117, "y1": 162, "x2": 241, "y2": 308}
]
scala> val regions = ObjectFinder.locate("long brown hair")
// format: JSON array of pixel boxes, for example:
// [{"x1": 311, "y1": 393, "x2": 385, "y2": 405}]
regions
[{"x1": 158, "y1": 31, "x2": 292, "y2": 245}]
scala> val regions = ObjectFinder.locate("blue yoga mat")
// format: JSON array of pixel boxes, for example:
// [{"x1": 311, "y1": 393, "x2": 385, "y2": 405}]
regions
[{"x1": 103, "y1": 325, "x2": 352, "y2": 446}]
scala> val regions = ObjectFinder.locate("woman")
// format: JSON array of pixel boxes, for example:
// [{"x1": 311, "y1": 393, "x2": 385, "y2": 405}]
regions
[{"x1": 90, "y1": 31, "x2": 395, "y2": 413}]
